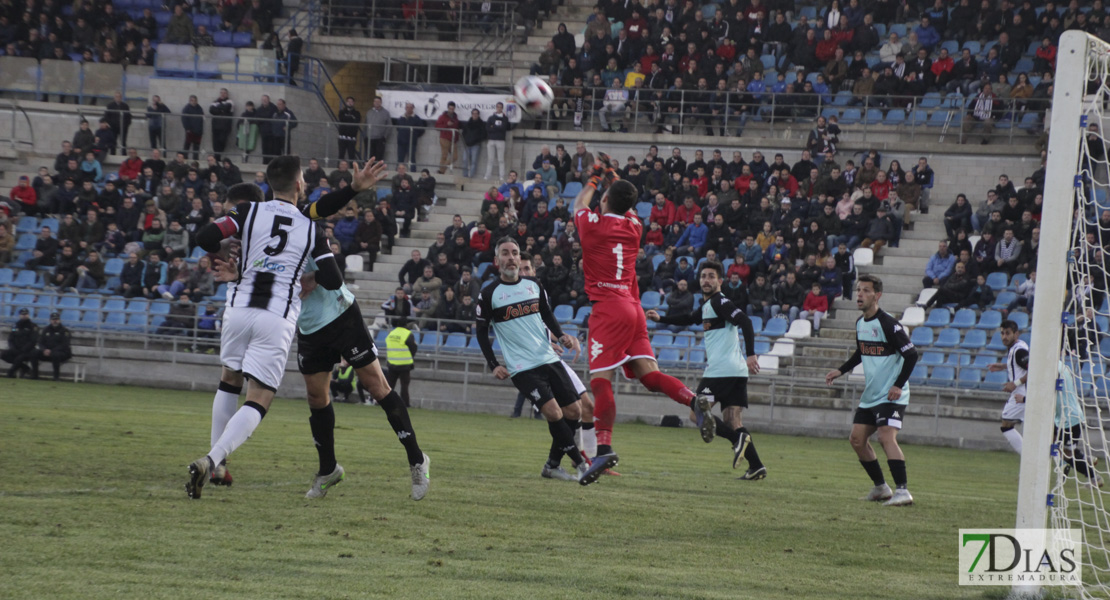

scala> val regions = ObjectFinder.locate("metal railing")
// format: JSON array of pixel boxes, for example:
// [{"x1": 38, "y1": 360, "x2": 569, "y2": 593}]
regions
[
  {"x1": 319, "y1": 0, "x2": 518, "y2": 43},
  {"x1": 381, "y1": 55, "x2": 519, "y2": 86},
  {"x1": 0, "y1": 101, "x2": 34, "y2": 151},
  {"x1": 524, "y1": 85, "x2": 1049, "y2": 145}
]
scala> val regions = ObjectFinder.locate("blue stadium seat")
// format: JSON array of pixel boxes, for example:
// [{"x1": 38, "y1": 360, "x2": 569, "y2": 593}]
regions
[
  {"x1": 561, "y1": 182, "x2": 582, "y2": 198},
  {"x1": 673, "y1": 331, "x2": 696, "y2": 349},
  {"x1": 443, "y1": 333, "x2": 467, "y2": 352},
  {"x1": 920, "y1": 351, "x2": 945, "y2": 366},
  {"x1": 554, "y1": 304, "x2": 574, "y2": 323},
  {"x1": 959, "y1": 329, "x2": 987, "y2": 350},
  {"x1": 884, "y1": 109, "x2": 906, "y2": 125},
  {"x1": 945, "y1": 352, "x2": 971, "y2": 366},
  {"x1": 213, "y1": 31, "x2": 233, "y2": 47},
  {"x1": 465, "y1": 335, "x2": 483, "y2": 354},
  {"x1": 964, "y1": 41, "x2": 981, "y2": 55},
  {"x1": 149, "y1": 302, "x2": 171, "y2": 315},
  {"x1": 103, "y1": 299, "x2": 126, "y2": 313},
  {"x1": 231, "y1": 32, "x2": 253, "y2": 48},
  {"x1": 56, "y1": 295, "x2": 80, "y2": 310},
  {"x1": 211, "y1": 283, "x2": 228, "y2": 302},
  {"x1": 572, "y1": 305, "x2": 591, "y2": 326},
  {"x1": 16, "y1": 218, "x2": 38, "y2": 234},
  {"x1": 420, "y1": 332, "x2": 439, "y2": 349},
  {"x1": 919, "y1": 92, "x2": 943, "y2": 110},
  {"x1": 104, "y1": 258, "x2": 124, "y2": 277},
  {"x1": 940, "y1": 40, "x2": 960, "y2": 55},
  {"x1": 1014, "y1": 57, "x2": 1034, "y2": 74},
  {"x1": 32, "y1": 294, "x2": 53, "y2": 309},
  {"x1": 909, "y1": 364, "x2": 930, "y2": 386},
  {"x1": 103, "y1": 310, "x2": 128, "y2": 330},
  {"x1": 754, "y1": 339, "x2": 771, "y2": 354},
  {"x1": 651, "y1": 332, "x2": 674, "y2": 350},
  {"x1": 951, "y1": 309, "x2": 977, "y2": 329},
  {"x1": 982, "y1": 370, "x2": 1008, "y2": 390},
  {"x1": 986, "y1": 331, "x2": 1006, "y2": 352},
  {"x1": 39, "y1": 217, "x2": 58, "y2": 234},
  {"x1": 641, "y1": 291, "x2": 661, "y2": 310},
  {"x1": 761, "y1": 54, "x2": 777, "y2": 70},
  {"x1": 889, "y1": 24, "x2": 907, "y2": 37},
  {"x1": 15, "y1": 233, "x2": 35, "y2": 251},
  {"x1": 910, "y1": 109, "x2": 929, "y2": 125},
  {"x1": 972, "y1": 353, "x2": 999, "y2": 368},
  {"x1": 0, "y1": 268, "x2": 11, "y2": 285},
  {"x1": 863, "y1": 108, "x2": 884, "y2": 125},
  {"x1": 33, "y1": 307, "x2": 52, "y2": 322},
  {"x1": 1009, "y1": 272, "x2": 1027, "y2": 289},
  {"x1": 188, "y1": 246, "x2": 207, "y2": 263},
  {"x1": 958, "y1": 368, "x2": 982, "y2": 389},
  {"x1": 930, "y1": 366, "x2": 955, "y2": 386},
  {"x1": 933, "y1": 328, "x2": 961, "y2": 349},
  {"x1": 976, "y1": 310, "x2": 1003, "y2": 330},
  {"x1": 839, "y1": 108, "x2": 862, "y2": 124},
  {"x1": 656, "y1": 348, "x2": 682, "y2": 367},
  {"x1": 910, "y1": 326, "x2": 934, "y2": 346},
  {"x1": 923, "y1": 309, "x2": 950, "y2": 328},
  {"x1": 12, "y1": 269, "x2": 40, "y2": 288},
  {"x1": 749, "y1": 316, "x2": 762, "y2": 335},
  {"x1": 635, "y1": 202, "x2": 653, "y2": 220},
  {"x1": 832, "y1": 90, "x2": 853, "y2": 106},
  {"x1": 476, "y1": 262, "x2": 491, "y2": 279},
  {"x1": 926, "y1": 109, "x2": 951, "y2": 127},
  {"x1": 985, "y1": 272, "x2": 1009, "y2": 291},
  {"x1": 1017, "y1": 112, "x2": 1040, "y2": 131},
  {"x1": 78, "y1": 309, "x2": 103, "y2": 329},
  {"x1": 1009, "y1": 311, "x2": 1029, "y2": 331},
  {"x1": 124, "y1": 299, "x2": 149, "y2": 313},
  {"x1": 821, "y1": 107, "x2": 839, "y2": 120},
  {"x1": 375, "y1": 329, "x2": 389, "y2": 346},
  {"x1": 651, "y1": 254, "x2": 665, "y2": 270},
  {"x1": 991, "y1": 291, "x2": 1017, "y2": 311},
  {"x1": 762, "y1": 317, "x2": 787, "y2": 337},
  {"x1": 688, "y1": 349, "x2": 705, "y2": 364}
]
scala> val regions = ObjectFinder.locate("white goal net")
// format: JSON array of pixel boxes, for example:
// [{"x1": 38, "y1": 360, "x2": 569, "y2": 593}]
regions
[{"x1": 1029, "y1": 30, "x2": 1110, "y2": 600}]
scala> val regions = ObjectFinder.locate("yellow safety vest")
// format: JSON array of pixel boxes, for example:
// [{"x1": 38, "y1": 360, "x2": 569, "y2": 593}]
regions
[
  {"x1": 385, "y1": 327, "x2": 414, "y2": 366},
  {"x1": 336, "y1": 365, "x2": 355, "y2": 384}
]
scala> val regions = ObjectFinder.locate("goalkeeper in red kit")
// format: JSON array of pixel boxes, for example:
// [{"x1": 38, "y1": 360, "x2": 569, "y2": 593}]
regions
[{"x1": 573, "y1": 154, "x2": 714, "y2": 486}]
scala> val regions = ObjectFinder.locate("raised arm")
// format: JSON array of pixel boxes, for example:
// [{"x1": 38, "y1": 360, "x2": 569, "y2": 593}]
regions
[
  {"x1": 305, "y1": 159, "x2": 387, "y2": 220},
  {"x1": 197, "y1": 201, "x2": 250, "y2": 252}
]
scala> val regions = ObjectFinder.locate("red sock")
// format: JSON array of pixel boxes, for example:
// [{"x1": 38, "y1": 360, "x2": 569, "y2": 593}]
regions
[
  {"x1": 589, "y1": 378, "x2": 615, "y2": 447},
  {"x1": 640, "y1": 370, "x2": 694, "y2": 406}
]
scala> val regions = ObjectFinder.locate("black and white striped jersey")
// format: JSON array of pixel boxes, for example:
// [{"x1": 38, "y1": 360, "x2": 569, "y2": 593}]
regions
[{"x1": 211, "y1": 200, "x2": 333, "y2": 324}]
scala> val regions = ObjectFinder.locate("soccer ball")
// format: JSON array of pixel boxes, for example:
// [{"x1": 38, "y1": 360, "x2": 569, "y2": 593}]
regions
[{"x1": 513, "y1": 76, "x2": 554, "y2": 115}]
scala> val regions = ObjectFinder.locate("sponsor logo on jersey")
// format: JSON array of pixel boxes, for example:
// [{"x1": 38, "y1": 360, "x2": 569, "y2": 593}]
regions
[
  {"x1": 590, "y1": 339, "x2": 604, "y2": 361},
  {"x1": 495, "y1": 300, "x2": 541, "y2": 321},
  {"x1": 859, "y1": 341, "x2": 892, "y2": 356},
  {"x1": 252, "y1": 256, "x2": 287, "y2": 272}
]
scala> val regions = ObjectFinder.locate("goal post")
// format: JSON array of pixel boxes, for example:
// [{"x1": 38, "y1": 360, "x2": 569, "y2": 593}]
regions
[{"x1": 1014, "y1": 30, "x2": 1110, "y2": 599}]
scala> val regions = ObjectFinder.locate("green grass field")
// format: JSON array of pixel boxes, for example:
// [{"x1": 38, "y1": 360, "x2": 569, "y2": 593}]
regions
[{"x1": 0, "y1": 379, "x2": 1024, "y2": 599}]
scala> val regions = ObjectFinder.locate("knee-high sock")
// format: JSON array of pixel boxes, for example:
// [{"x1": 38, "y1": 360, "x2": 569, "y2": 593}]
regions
[
  {"x1": 211, "y1": 381, "x2": 241, "y2": 448},
  {"x1": 590, "y1": 378, "x2": 616, "y2": 450},
  {"x1": 580, "y1": 422, "x2": 597, "y2": 458},
  {"x1": 208, "y1": 401, "x2": 265, "y2": 466},
  {"x1": 547, "y1": 419, "x2": 584, "y2": 467},
  {"x1": 640, "y1": 370, "x2": 694, "y2": 406},
  {"x1": 887, "y1": 459, "x2": 907, "y2": 488},
  {"x1": 860, "y1": 459, "x2": 885, "y2": 485},
  {"x1": 378, "y1": 390, "x2": 424, "y2": 466},
  {"x1": 714, "y1": 416, "x2": 741, "y2": 445},
  {"x1": 737, "y1": 426, "x2": 763, "y2": 469},
  {"x1": 1003, "y1": 428, "x2": 1023, "y2": 454},
  {"x1": 308, "y1": 403, "x2": 337, "y2": 475}
]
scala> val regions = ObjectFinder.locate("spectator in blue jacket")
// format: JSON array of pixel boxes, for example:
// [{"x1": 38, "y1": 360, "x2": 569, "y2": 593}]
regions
[
  {"x1": 674, "y1": 213, "x2": 708, "y2": 257},
  {"x1": 141, "y1": 252, "x2": 168, "y2": 299},
  {"x1": 764, "y1": 234, "x2": 790, "y2": 265},
  {"x1": 922, "y1": 239, "x2": 957, "y2": 290},
  {"x1": 394, "y1": 102, "x2": 426, "y2": 172},
  {"x1": 497, "y1": 170, "x2": 524, "y2": 198},
  {"x1": 181, "y1": 95, "x2": 205, "y2": 161},
  {"x1": 333, "y1": 206, "x2": 360, "y2": 255},
  {"x1": 914, "y1": 16, "x2": 940, "y2": 51},
  {"x1": 737, "y1": 233, "x2": 764, "y2": 270}
]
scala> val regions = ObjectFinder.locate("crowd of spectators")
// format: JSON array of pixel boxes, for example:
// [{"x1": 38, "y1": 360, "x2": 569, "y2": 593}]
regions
[
  {"x1": 0, "y1": 0, "x2": 285, "y2": 63},
  {"x1": 525, "y1": 0, "x2": 1101, "y2": 136},
  {"x1": 382, "y1": 139, "x2": 938, "y2": 336},
  {"x1": 324, "y1": 0, "x2": 542, "y2": 41},
  {"x1": 926, "y1": 151, "x2": 1048, "y2": 312}
]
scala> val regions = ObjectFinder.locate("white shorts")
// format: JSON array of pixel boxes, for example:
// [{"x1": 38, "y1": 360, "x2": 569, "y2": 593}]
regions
[
  {"x1": 1002, "y1": 397, "x2": 1026, "y2": 421},
  {"x1": 561, "y1": 361, "x2": 587, "y2": 396},
  {"x1": 220, "y1": 307, "x2": 297, "y2": 391}
]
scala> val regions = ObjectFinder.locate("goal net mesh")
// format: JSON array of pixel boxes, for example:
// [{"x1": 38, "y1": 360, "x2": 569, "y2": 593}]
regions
[{"x1": 1048, "y1": 33, "x2": 1110, "y2": 598}]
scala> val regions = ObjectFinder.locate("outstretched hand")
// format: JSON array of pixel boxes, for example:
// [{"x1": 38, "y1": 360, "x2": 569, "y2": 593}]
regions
[
  {"x1": 351, "y1": 158, "x2": 388, "y2": 192},
  {"x1": 212, "y1": 257, "x2": 238, "y2": 283}
]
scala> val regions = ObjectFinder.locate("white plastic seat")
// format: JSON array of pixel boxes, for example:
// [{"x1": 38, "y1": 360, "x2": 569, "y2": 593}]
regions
[
  {"x1": 785, "y1": 319, "x2": 812, "y2": 339},
  {"x1": 853, "y1": 247, "x2": 874, "y2": 268},
  {"x1": 901, "y1": 306, "x2": 926, "y2": 327},
  {"x1": 768, "y1": 339, "x2": 795, "y2": 357}
]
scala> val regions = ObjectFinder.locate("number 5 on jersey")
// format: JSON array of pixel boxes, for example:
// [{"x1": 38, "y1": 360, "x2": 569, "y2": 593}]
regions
[{"x1": 265, "y1": 216, "x2": 293, "y2": 256}]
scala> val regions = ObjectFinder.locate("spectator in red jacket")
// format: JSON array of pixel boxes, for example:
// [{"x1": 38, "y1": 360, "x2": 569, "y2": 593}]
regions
[
  {"x1": 10, "y1": 176, "x2": 37, "y2": 216},
  {"x1": 644, "y1": 221, "x2": 665, "y2": 255},
  {"x1": 469, "y1": 221, "x2": 492, "y2": 264},
  {"x1": 435, "y1": 101, "x2": 461, "y2": 174},
  {"x1": 118, "y1": 148, "x2": 143, "y2": 182},
  {"x1": 800, "y1": 282, "x2": 829, "y2": 334},
  {"x1": 870, "y1": 170, "x2": 892, "y2": 201},
  {"x1": 649, "y1": 193, "x2": 676, "y2": 227},
  {"x1": 727, "y1": 253, "x2": 752, "y2": 284},
  {"x1": 674, "y1": 196, "x2": 699, "y2": 225}
]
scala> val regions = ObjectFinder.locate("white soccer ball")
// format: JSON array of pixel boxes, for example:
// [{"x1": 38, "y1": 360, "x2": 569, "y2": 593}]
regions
[{"x1": 513, "y1": 75, "x2": 554, "y2": 115}]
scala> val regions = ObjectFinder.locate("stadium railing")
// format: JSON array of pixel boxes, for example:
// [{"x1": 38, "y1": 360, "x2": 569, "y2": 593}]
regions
[{"x1": 319, "y1": 0, "x2": 518, "y2": 42}]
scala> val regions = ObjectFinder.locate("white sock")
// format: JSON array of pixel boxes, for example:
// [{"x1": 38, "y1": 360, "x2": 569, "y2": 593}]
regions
[
  {"x1": 211, "y1": 388, "x2": 240, "y2": 447},
  {"x1": 1003, "y1": 429, "x2": 1023, "y2": 454},
  {"x1": 581, "y1": 425, "x2": 597, "y2": 459},
  {"x1": 208, "y1": 404, "x2": 264, "y2": 466}
]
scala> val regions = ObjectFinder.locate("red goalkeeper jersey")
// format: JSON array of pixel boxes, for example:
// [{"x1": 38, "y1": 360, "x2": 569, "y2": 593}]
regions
[{"x1": 574, "y1": 207, "x2": 642, "y2": 303}]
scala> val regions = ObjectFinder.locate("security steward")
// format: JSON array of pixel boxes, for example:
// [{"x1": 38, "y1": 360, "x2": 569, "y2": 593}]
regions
[
  {"x1": 32, "y1": 312, "x2": 73, "y2": 380},
  {"x1": 385, "y1": 325, "x2": 419, "y2": 407},
  {"x1": 3, "y1": 308, "x2": 39, "y2": 378}
]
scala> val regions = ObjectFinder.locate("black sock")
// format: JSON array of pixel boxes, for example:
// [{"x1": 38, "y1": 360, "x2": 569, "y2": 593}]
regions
[
  {"x1": 714, "y1": 416, "x2": 741, "y2": 445},
  {"x1": 566, "y1": 418, "x2": 581, "y2": 436},
  {"x1": 581, "y1": 422, "x2": 595, "y2": 431},
  {"x1": 308, "y1": 404, "x2": 337, "y2": 475},
  {"x1": 547, "y1": 419, "x2": 584, "y2": 467},
  {"x1": 377, "y1": 390, "x2": 424, "y2": 466},
  {"x1": 887, "y1": 459, "x2": 907, "y2": 488},
  {"x1": 737, "y1": 426, "x2": 763, "y2": 469},
  {"x1": 597, "y1": 444, "x2": 613, "y2": 456},
  {"x1": 860, "y1": 459, "x2": 886, "y2": 486}
]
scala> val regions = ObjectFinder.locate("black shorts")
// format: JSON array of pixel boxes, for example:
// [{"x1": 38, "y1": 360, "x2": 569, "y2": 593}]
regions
[
  {"x1": 1056, "y1": 423, "x2": 1082, "y2": 449},
  {"x1": 510, "y1": 362, "x2": 579, "y2": 408},
  {"x1": 852, "y1": 402, "x2": 906, "y2": 430},
  {"x1": 296, "y1": 302, "x2": 378, "y2": 374},
  {"x1": 695, "y1": 376, "x2": 748, "y2": 409}
]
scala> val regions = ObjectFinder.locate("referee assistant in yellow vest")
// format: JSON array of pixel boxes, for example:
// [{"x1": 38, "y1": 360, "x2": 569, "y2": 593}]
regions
[{"x1": 385, "y1": 325, "x2": 419, "y2": 407}]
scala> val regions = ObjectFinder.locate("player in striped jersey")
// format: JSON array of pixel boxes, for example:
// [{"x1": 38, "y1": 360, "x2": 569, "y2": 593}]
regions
[
  {"x1": 825, "y1": 274, "x2": 918, "y2": 506},
  {"x1": 186, "y1": 155, "x2": 343, "y2": 499},
  {"x1": 986, "y1": 320, "x2": 1028, "y2": 455},
  {"x1": 646, "y1": 260, "x2": 766, "y2": 479}
]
